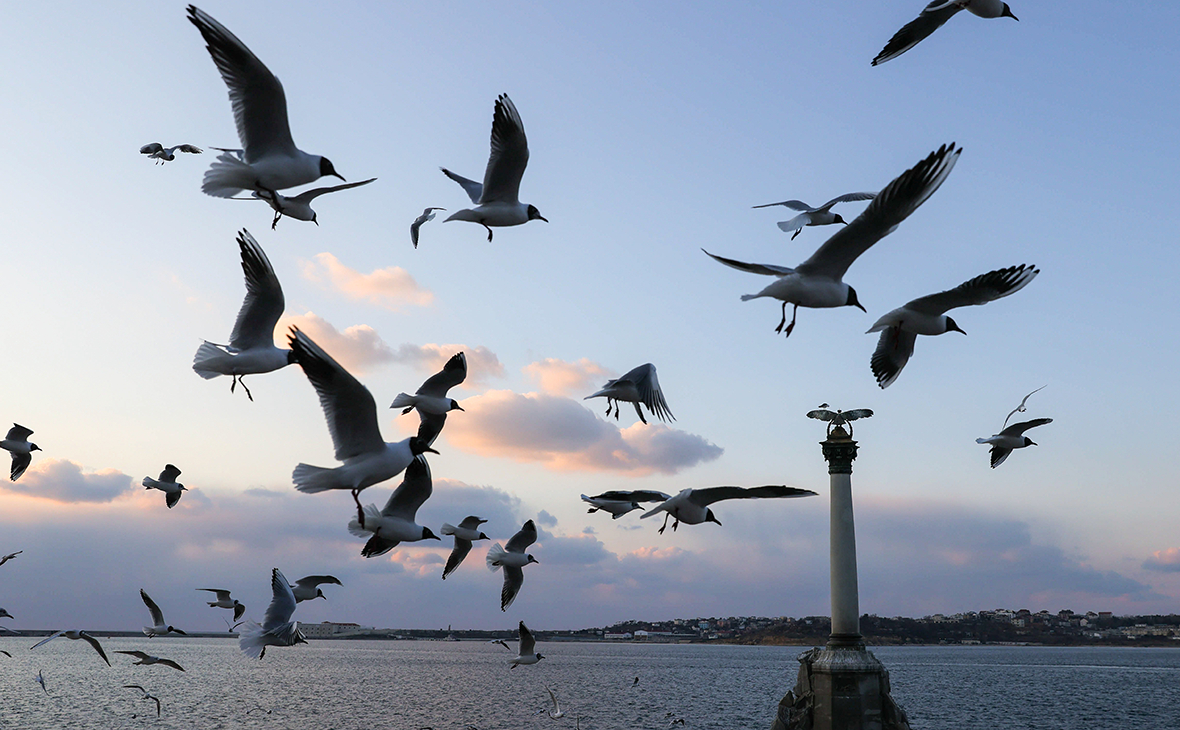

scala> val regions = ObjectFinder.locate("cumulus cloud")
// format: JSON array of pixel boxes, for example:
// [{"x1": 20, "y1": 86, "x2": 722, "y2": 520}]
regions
[
  {"x1": 523, "y1": 358, "x2": 611, "y2": 397},
  {"x1": 278, "y1": 311, "x2": 393, "y2": 373},
  {"x1": 2, "y1": 459, "x2": 134, "y2": 503},
  {"x1": 387, "y1": 343, "x2": 504, "y2": 389},
  {"x1": 1143, "y1": 547, "x2": 1180, "y2": 572},
  {"x1": 300, "y1": 252, "x2": 433, "y2": 310},
  {"x1": 440, "y1": 390, "x2": 722, "y2": 475}
]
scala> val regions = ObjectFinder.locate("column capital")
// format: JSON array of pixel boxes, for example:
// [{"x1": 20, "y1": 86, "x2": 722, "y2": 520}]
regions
[{"x1": 821, "y1": 425, "x2": 857, "y2": 474}]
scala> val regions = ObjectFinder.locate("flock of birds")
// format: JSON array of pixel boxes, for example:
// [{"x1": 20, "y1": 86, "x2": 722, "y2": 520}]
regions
[{"x1": 3, "y1": 0, "x2": 1043, "y2": 724}]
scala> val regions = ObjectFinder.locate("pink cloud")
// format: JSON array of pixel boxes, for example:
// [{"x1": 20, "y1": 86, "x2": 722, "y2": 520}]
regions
[
  {"x1": 300, "y1": 252, "x2": 433, "y2": 310},
  {"x1": 1143, "y1": 547, "x2": 1180, "y2": 572},
  {"x1": 278, "y1": 311, "x2": 393, "y2": 373},
  {"x1": 523, "y1": 357, "x2": 612, "y2": 397},
  {"x1": 2, "y1": 459, "x2": 134, "y2": 503},
  {"x1": 388, "y1": 343, "x2": 504, "y2": 389}
]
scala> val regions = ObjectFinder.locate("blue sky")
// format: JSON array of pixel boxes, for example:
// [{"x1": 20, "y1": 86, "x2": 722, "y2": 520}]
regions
[{"x1": 1, "y1": 2, "x2": 1178, "y2": 633}]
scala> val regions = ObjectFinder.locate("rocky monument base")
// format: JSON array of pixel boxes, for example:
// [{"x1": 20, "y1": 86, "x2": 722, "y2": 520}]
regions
[{"x1": 770, "y1": 643, "x2": 910, "y2": 730}]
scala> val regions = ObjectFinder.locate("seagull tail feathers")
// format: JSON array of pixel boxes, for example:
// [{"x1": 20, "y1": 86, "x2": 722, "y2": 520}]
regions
[
  {"x1": 192, "y1": 341, "x2": 227, "y2": 379},
  {"x1": 440, "y1": 523, "x2": 458, "y2": 536},
  {"x1": 486, "y1": 542, "x2": 507, "y2": 572},
  {"x1": 390, "y1": 393, "x2": 417, "y2": 410},
  {"x1": 238, "y1": 621, "x2": 266, "y2": 660},
  {"x1": 975, "y1": 438, "x2": 990, "y2": 444},
  {"x1": 292, "y1": 463, "x2": 341, "y2": 494},
  {"x1": 739, "y1": 294, "x2": 760, "y2": 302},
  {"x1": 201, "y1": 152, "x2": 253, "y2": 198},
  {"x1": 347, "y1": 505, "x2": 382, "y2": 538}
]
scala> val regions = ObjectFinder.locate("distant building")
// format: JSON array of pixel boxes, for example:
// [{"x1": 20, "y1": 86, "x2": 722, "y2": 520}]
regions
[{"x1": 300, "y1": 621, "x2": 376, "y2": 639}]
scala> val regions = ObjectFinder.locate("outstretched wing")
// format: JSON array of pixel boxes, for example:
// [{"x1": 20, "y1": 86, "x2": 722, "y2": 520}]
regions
[
  {"x1": 871, "y1": 327, "x2": 918, "y2": 389},
  {"x1": 381, "y1": 456, "x2": 433, "y2": 521},
  {"x1": 229, "y1": 230, "x2": 285, "y2": 351},
  {"x1": 702, "y1": 249, "x2": 795, "y2": 277},
  {"x1": 625, "y1": 363, "x2": 674, "y2": 422},
  {"x1": 906, "y1": 265, "x2": 1039, "y2": 315},
  {"x1": 689, "y1": 485, "x2": 817, "y2": 507},
  {"x1": 418, "y1": 352, "x2": 467, "y2": 397},
  {"x1": 505, "y1": 520, "x2": 537, "y2": 553},
  {"x1": 872, "y1": 2, "x2": 963, "y2": 66},
  {"x1": 1001, "y1": 418, "x2": 1053, "y2": 437},
  {"x1": 262, "y1": 568, "x2": 297, "y2": 631},
  {"x1": 480, "y1": 94, "x2": 530, "y2": 204}
]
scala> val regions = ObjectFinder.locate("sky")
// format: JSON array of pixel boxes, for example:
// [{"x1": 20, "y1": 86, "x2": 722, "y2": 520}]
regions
[{"x1": 1, "y1": 2, "x2": 1178, "y2": 634}]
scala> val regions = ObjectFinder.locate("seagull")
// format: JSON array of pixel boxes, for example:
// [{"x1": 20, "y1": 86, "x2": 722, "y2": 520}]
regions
[
  {"x1": 976, "y1": 418, "x2": 1052, "y2": 468},
  {"x1": 139, "y1": 143, "x2": 203, "y2": 164},
  {"x1": 240, "y1": 568, "x2": 307, "y2": 659},
  {"x1": 0, "y1": 550, "x2": 20, "y2": 567},
  {"x1": 752, "y1": 192, "x2": 876, "y2": 240},
  {"x1": 486, "y1": 520, "x2": 539, "y2": 611},
  {"x1": 35, "y1": 669, "x2": 47, "y2": 694},
  {"x1": 0, "y1": 649, "x2": 9, "y2": 656},
  {"x1": 872, "y1": 0, "x2": 1018, "y2": 66},
  {"x1": 123, "y1": 685, "x2": 162, "y2": 717},
  {"x1": 224, "y1": 618, "x2": 245, "y2": 633},
  {"x1": 641, "y1": 485, "x2": 818, "y2": 534},
  {"x1": 289, "y1": 575, "x2": 342, "y2": 603},
  {"x1": 411, "y1": 207, "x2": 446, "y2": 248},
  {"x1": 142, "y1": 464, "x2": 187, "y2": 509},
  {"x1": 192, "y1": 230, "x2": 296, "y2": 401},
  {"x1": 704, "y1": 143, "x2": 961, "y2": 338},
  {"x1": 348, "y1": 456, "x2": 441, "y2": 558},
  {"x1": 391, "y1": 351, "x2": 466, "y2": 447},
  {"x1": 251, "y1": 177, "x2": 377, "y2": 229},
  {"x1": 508, "y1": 621, "x2": 544, "y2": 668},
  {"x1": 197, "y1": 589, "x2": 246, "y2": 621},
  {"x1": 186, "y1": 5, "x2": 345, "y2": 198},
  {"x1": 1, "y1": 424, "x2": 40, "y2": 481},
  {"x1": 288, "y1": 327, "x2": 439, "y2": 525},
  {"x1": 868, "y1": 264, "x2": 1039, "y2": 388},
  {"x1": 582, "y1": 490, "x2": 672, "y2": 519},
  {"x1": 1003, "y1": 385, "x2": 1047, "y2": 428},
  {"x1": 441, "y1": 94, "x2": 547, "y2": 241},
  {"x1": 441, "y1": 516, "x2": 490, "y2": 579},
  {"x1": 140, "y1": 589, "x2": 186, "y2": 637},
  {"x1": 488, "y1": 638, "x2": 512, "y2": 651},
  {"x1": 115, "y1": 650, "x2": 186, "y2": 672},
  {"x1": 30, "y1": 630, "x2": 111, "y2": 666},
  {"x1": 544, "y1": 685, "x2": 566, "y2": 719},
  {"x1": 584, "y1": 363, "x2": 674, "y2": 424}
]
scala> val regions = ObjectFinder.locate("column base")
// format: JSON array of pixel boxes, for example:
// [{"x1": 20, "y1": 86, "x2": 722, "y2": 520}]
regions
[{"x1": 770, "y1": 646, "x2": 910, "y2": 730}]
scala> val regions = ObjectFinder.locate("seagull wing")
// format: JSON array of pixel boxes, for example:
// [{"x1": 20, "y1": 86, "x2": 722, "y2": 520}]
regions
[
  {"x1": 480, "y1": 94, "x2": 529, "y2": 204},
  {"x1": 186, "y1": 5, "x2": 297, "y2": 160},
  {"x1": 79, "y1": 632, "x2": 111, "y2": 666},
  {"x1": 517, "y1": 621, "x2": 536, "y2": 654},
  {"x1": 140, "y1": 590, "x2": 166, "y2": 626},
  {"x1": 381, "y1": 456, "x2": 433, "y2": 520},
  {"x1": 116, "y1": 650, "x2": 150, "y2": 660},
  {"x1": 166, "y1": 490, "x2": 184, "y2": 509},
  {"x1": 702, "y1": 249, "x2": 795, "y2": 277},
  {"x1": 872, "y1": 2, "x2": 963, "y2": 66},
  {"x1": 262, "y1": 568, "x2": 297, "y2": 631},
  {"x1": 140, "y1": 143, "x2": 164, "y2": 155},
  {"x1": 287, "y1": 327, "x2": 385, "y2": 461},
  {"x1": 287, "y1": 177, "x2": 377, "y2": 204},
  {"x1": 294, "y1": 575, "x2": 341, "y2": 590},
  {"x1": 505, "y1": 519, "x2": 538, "y2": 553},
  {"x1": 158, "y1": 464, "x2": 182, "y2": 482},
  {"x1": 989, "y1": 444, "x2": 1013, "y2": 469},
  {"x1": 10, "y1": 452, "x2": 31, "y2": 481},
  {"x1": 6, "y1": 424, "x2": 33, "y2": 441},
  {"x1": 441, "y1": 168, "x2": 483, "y2": 204},
  {"x1": 417, "y1": 352, "x2": 467, "y2": 397},
  {"x1": 416, "y1": 412, "x2": 447, "y2": 449},
  {"x1": 501, "y1": 565, "x2": 524, "y2": 611},
  {"x1": 197, "y1": 589, "x2": 233, "y2": 601},
  {"x1": 797, "y1": 144, "x2": 960, "y2": 280},
  {"x1": 751, "y1": 199, "x2": 812, "y2": 211},
  {"x1": 777, "y1": 212, "x2": 814, "y2": 233},
  {"x1": 229, "y1": 230, "x2": 285, "y2": 351},
  {"x1": 457, "y1": 515, "x2": 488, "y2": 530},
  {"x1": 158, "y1": 658, "x2": 186, "y2": 671},
  {"x1": 815, "y1": 192, "x2": 877, "y2": 211},
  {"x1": 592, "y1": 490, "x2": 671, "y2": 503},
  {"x1": 626, "y1": 363, "x2": 674, "y2": 422},
  {"x1": 871, "y1": 327, "x2": 918, "y2": 389},
  {"x1": 1000, "y1": 418, "x2": 1053, "y2": 437},
  {"x1": 176, "y1": 144, "x2": 203, "y2": 154},
  {"x1": 29, "y1": 630, "x2": 67, "y2": 650},
  {"x1": 689, "y1": 485, "x2": 817, "y2": 507},
  {"x1": 906, "y1": 265, "x2": 1040, "y2": 315},
  {"x1": 442, "y1": 539, "x2": 473, "y2": 579}
]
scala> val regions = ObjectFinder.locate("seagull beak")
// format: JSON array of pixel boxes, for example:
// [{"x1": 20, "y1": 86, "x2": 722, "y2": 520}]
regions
[
  {"x1": 425, "y1": 446, "x2": 440, "y2": 455},
  {"x1": 333, "y1": 172, "x2": 346, "y2": 182},
  {"x1": 538, "y1": 215, "x2": 549, "y2": 223}
]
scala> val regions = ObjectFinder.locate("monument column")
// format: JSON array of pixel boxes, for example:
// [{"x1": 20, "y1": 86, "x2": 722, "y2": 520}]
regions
[{"x1": 822, "y1": 425, "x2": 862, "y2": 648}]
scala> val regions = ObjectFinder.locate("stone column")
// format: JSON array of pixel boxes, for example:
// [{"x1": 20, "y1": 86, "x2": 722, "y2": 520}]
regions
[{"x1": 822, "y1": 425, "x2": 861, "y2": 647}]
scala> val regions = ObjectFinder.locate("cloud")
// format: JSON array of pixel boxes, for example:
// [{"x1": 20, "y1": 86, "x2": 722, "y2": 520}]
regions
[
  {"x1": 2, "y1": 459, "x2": 134, "y2": 503},
  {"x1": 440, "y1": 389, "x2": 723, "y2": 475},
  {"x1": 278, "y1": 311, "x2": 393, "y2": 373},
  {"x1": 1143, "y1": 547, "x2": 1180, "y2": 573},
  {"x1": 523, "y1": 358, "x2": 611, "y2": 397},
  {"x1": 387, "y1": 343, "x2": 504, "y2": 389},
  {"x1": 300, "y1": 252, "x2": 433, "y2": 310}
]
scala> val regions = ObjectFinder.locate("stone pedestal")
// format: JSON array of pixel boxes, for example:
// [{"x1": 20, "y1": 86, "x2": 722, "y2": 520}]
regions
[{"x1": 771, "y1": 648, "x2": 910, "y2": 730}]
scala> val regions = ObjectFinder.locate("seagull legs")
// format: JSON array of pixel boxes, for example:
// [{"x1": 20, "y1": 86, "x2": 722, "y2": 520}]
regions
[
  {"x1": 483, "y1": 224, "x2": 494, "y2": 242},
  {"x1": 633, "y1": 402, "x2": 647, "y2": 425},
  {"x1": 657, "y1": 512, "x2": 671, "y2": 535},
  {"x1": 230, "y1": 375, "x2": 254, "y2": 402},
  {"x1": 271, "y1": 209, "x2": 282, "y2": 230},
  {"x1": 352, "y1": 489, "x2": 365, "y2": 528},
  {"x1": 791, "y1": 228, "x2": 802, "y2": 241},
  {"x1": 775, "y1": 303, "x2": 799, "y2": 337}
]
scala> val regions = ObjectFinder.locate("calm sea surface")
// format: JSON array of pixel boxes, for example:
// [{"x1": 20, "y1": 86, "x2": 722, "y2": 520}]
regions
[{"x1": 2, "y1": 637, "x2": 1177, "y2": 729}]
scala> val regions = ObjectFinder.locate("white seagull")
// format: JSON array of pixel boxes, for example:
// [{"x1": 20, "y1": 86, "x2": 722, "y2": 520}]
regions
[
  {"x1": 584, "y1": 363, "x2": 674, "y2": 424},
  {"x1": 30, "y1": 630, "x2": 111, "y2": 666},
  {"x1": 142, "y1": 464, "x2": 187, "y2": 509},
  {"x1": 976, "y1": 418, "x2": 1052, "y2": 468},
  {"x1": 289, "y1": 575, "x2": 342, "y2": 603},
  {"x1": 411, "y1": 207, "x2": 446, "y2": 248},
  {"x1": 442, "y1": 94, "x2": 547, "y2": 241},
  {"x1": 251, "y1": 177, "x2": 377, "y2": 229},
  {"x1": 582, "y1": 490, "x2": 672, "y2": 519},
  {"x1": 139, "y1": 143, "x2": 203, "y2": 164},
  {"x1": 116, "y1": 650, "x2": 185, "y2": 672},
  {"x1": 348, "y1": 456, "x2": 441, "y2": 558},
  {"x1": 123, "y1": 685, "x2": 162, "y2": 718},
  {"x1": 487, "y1": 520, "x2": 539, "y2": 612},
  {"x1": 1004, "y1": 385, "x2": 1047, "y2": 428},
  {"x1": 192, "y1": 230, "x2": 296, "y2": 400},
  {"x1": 641, "y1": 485, "x2": 818, "y2": 534},
  {"x1": 508, "y1": 621, "x2": 544, "y2": 668},
  {"x1": 186, "y1": 5, "x2": 345, "y2": 197},
  {"x1": 868, "y1": 264, "x2": 1039, "y2": 389},
  {"x1": 441, "y1": 516, "x2": 490, "y2": 580},
  {"x1": 35, "y1": 669, "x2": 47, "y2": 694},
  {"x1": 705, "y1": 143, "x2": 961, "y2": 338},
  {"x1": 1, "y1": 424, "x2": 40, "y2": 481},
  {"x1": 0, "y1": 550, "x2": 22, "y2": 567},
  {"x1": 240, "y1": 568, "x2": 307, "y2": 659},
  {"x1": 873, "y1": 0, "x2": 1018, "y2": 66},
  {"x1": 288, "y1": 327, "x2": 439, "y2": 525},
  {"x1": 391, "y1": 351, "x2": 466, "y2": 447},
  {"x1": 139, "y1": 589, "x2": 186, "y2": 637},
  {"x1": 544, "y1": 685, "x2": 566, "y2": 719},
  {"x1": 197, "y1": 588, "x2": 246, "y2": 621},
  {"x1": 753, "y1": 192, "x2": 876, "y2": 240}
]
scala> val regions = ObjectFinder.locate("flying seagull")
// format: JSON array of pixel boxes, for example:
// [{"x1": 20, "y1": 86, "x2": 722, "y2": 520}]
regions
[
  {"x1": 544, "y1": 685, "x2": 566, "y2": 719},
  {"x1": 487, "y1": 520, "x2": 539, "y2": 612},
  {"x1": 441, "y1": 94, "x2": 547, "y2": 241},
  {"x1": 197, "y1": 589, "x2": 246, "y2": 621},
  {"x1": 30, "y1": 630, "x2": 111, "y2": 666},
  {"x1": 35, "y1": 669, "x2": 47, "y2": 694},
  {"x1": 489, "y1": 638, "x2": 512, "y2": 651},
  {"x1": 704, "y1": 143, "x2": 961, "y2": 338},
  {"x1": 806, "y1": 407, "x2": 874, "y2": 437},
  {"x1": 391, "y1": 351, "x2": 467, "y2": 447},
  {"x1": 142, "y1": 464, "x2": 187, "y2": 509},
  {"x1": 753, "y1": 192, "x2": 876, "y2": 240},
  {"x1": 641, "y1": 486, "x2": 817, "y2": 534},
  {"x1": 1, "y1": 424, "x2": 40, "y2": 481},
  {"x1": 584, "y1": 363, "x2": 674, "y2": 424},
  {"x1": 976, "y1": 418, "x2": 1052, "y2": 468},
  {"x1": 441, "y1": 516, "x2": 490, "y2": 579},
  {"x1": 508, "y1": 621, "x2": 544, "y2": 668},
  {"x1": 116, "y1": 650, "x2": 185, "y2": 672},
  {"x1": 140, "y1": 589, "x2": 186, "y2": 637},
  {"x1": 873, "y1": 0, "x2": 1018, "y2": 66},
  {"x1": 582, "y1": 490, "x2": 672, "y2": 519},
  {"x1": 1003, "y1": 385, "x2": 1047, "y2": 428},
  {"x1": 0, "y1": 550, "x2": 21, "y2": 567},
  {"x1": 289, "y1": 575, "x2": 342, "y2": 603},
  {"x1": 287, "y1": 327, "x2": 438, "y2": 526},
  {"x1": 240, "y1": 568, "x2": 307, "y2": 659},
  {"x1": 348, "y1": 456, "x2": 441, "y2": 558},
  {"x1": 123, "y1": 685, "x2": 162, "y2": 717},
  {"x1": 868, "y1": 264, "x2": 1039, "y2": 389},
  {"x1": 192, "y1": 230, "x2": 296, "y2": 400},
  {"x1": 411, "y1": 207, "x2": 446, "y2": 248},
  {"x1": 140, "y1": 143, "x2": 203, "y2": 164},
  {"x1": 251, "y1": 177, "x2": 377, "y2": 229}
]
